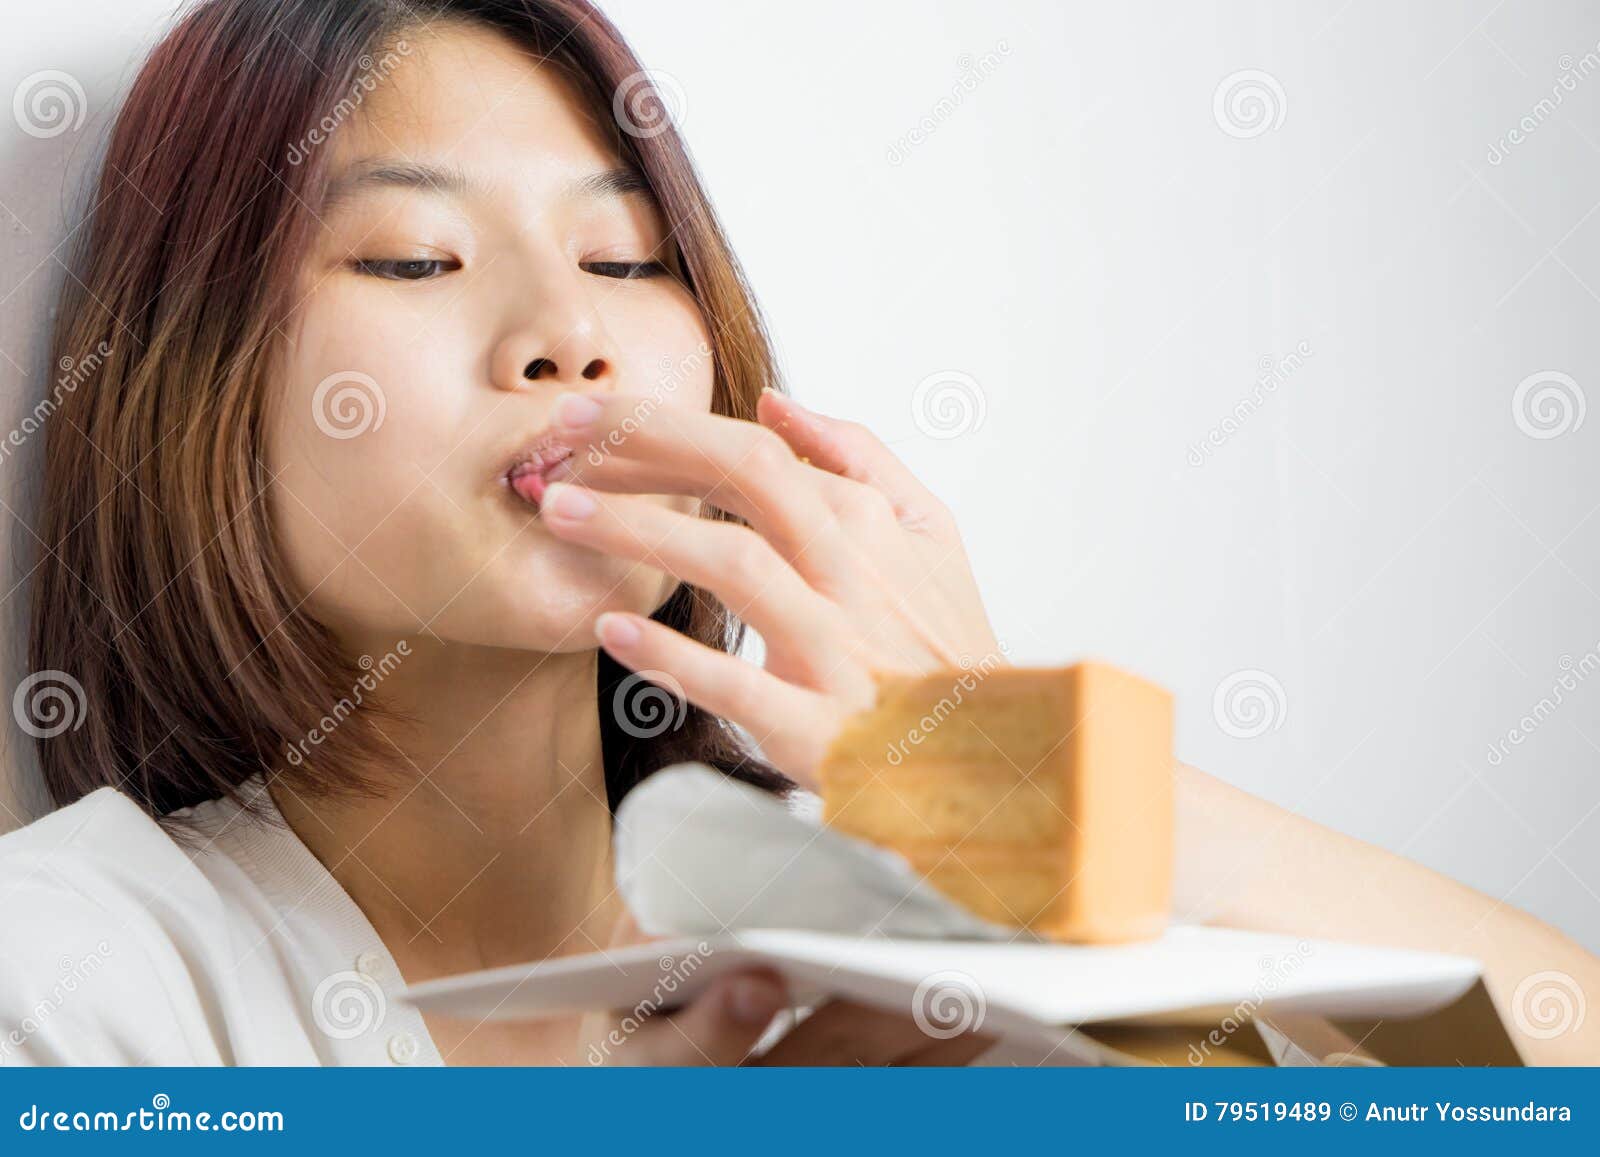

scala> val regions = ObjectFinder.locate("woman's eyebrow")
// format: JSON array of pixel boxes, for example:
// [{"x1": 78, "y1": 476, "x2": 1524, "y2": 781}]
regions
[
  {"x1": 320, "y1": 158, "x2": 488, "y2": 214},
  {"x1": 319, "y1": 159, "x2": 651, "y2": 214},
  {"x1": 565, "y1": 165, "x2": 651, "y2": 201}
]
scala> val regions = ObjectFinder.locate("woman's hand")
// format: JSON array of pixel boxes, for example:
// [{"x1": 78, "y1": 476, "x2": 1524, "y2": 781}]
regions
[
  {"x1": 539, "y1": 388, "x2": 1004, "y2": 790},
  {"x1": 578, "y1": 915, "x2": 992, "y2": 1065},
  {"x1": 585, "y1": 971, "x2": 995, "y2": 1066}
]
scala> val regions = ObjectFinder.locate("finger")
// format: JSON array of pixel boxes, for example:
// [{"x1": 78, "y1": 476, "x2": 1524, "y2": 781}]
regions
[
  {"x1": 901, "y1": 1029, "x2": 998, "y2": 1067},
  {"x1": 752, "y1": 999, "x2": 987, "y2": 1067},
  {"x1": 594, "y1": 611, "x2": 841, "y2": 789},
  {"x1": 606, "y1": 968, "x2": 788, "y2": 1066},
  {"x1": 756, "y1": 390, "x2": 948, "y2": 529},
  {"x1": 541, "y1": 482, "x2": 858, "y2": 687},
  {"x1": 544, "y1": 392, "x2": 834, "y2": 548}
]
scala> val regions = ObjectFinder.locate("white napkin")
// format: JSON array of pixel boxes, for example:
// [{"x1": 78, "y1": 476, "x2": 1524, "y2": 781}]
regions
[{"x1": 614, "y1": 762, "x2": 1020, "y2": 941}]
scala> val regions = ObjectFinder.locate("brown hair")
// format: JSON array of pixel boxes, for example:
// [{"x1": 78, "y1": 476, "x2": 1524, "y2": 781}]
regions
[{"x1": 28, "y1": 0, "x2": 791, "y2": 822}]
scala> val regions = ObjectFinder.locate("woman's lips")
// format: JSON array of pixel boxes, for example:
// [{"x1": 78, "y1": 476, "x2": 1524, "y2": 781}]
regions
[{"x1": 505, "y1": 437, "x2": 574, "y2": 510}]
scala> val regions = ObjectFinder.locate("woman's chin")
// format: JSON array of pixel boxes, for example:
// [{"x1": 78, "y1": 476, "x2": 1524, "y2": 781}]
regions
[{"x1": 436, "y1": 556, "x2": 672, "y2": 653}]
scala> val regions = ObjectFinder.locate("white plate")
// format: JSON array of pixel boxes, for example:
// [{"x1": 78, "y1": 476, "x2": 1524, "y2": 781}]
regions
[{"x1": 403, "y1": 766, "x2": 1482, "y2": 1037}]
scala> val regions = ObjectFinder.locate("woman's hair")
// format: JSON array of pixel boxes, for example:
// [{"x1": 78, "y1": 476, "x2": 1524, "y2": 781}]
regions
[{"x1": 28, "y1": 0, "x2": 791, "y2": 822}]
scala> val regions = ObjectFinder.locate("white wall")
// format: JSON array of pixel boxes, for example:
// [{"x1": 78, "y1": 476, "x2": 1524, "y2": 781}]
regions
[
  {"x1": 608, "y1": 0, "x2": 1600, "y2": 953},
  {"x1": 1, "y1": 1, "x2": 186, "y2": 823},
  {"x1": 4, "y1": 1, "x2": 1597, "y2": 950}
]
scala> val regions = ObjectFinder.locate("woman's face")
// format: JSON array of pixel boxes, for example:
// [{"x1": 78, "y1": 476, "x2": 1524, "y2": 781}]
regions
[{"x1": 269, "y1": 24, "x2": 710, "y2": 655}]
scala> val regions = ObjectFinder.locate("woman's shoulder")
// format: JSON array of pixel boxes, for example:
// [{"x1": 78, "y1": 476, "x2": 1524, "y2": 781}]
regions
[
  {"x1": 0, "y1": 783, "x2": 225, "y2": 914},
  {"x1": 0, "y1": 784, "x2": 246, "y2": 1065},
  {"x1": 0, "y1": 782, "x2": 183, "y2": 862},
  {"x1": 0, "y1": 779, "x2": 422, "y2": 1067}
]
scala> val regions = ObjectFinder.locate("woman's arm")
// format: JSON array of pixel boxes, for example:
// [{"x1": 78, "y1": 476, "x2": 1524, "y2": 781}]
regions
[
  {"x1": 539, "y1": 390, "x2": 1599, "y2": 1064},
  {"x1": 1174, "y1": 762, "x2": 1599, "y2": 1065}
]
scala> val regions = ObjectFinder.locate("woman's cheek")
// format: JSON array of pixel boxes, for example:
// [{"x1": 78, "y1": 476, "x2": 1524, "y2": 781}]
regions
[
  {"x1": 269, "y1": 356, "x2": 455, "y2": 596},
  {"x1": 605, "y1": 287, "x2": 716, "y2": 410}
]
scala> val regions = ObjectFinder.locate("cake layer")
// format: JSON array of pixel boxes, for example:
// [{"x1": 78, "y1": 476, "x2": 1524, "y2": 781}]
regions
[
  {"x1": 818, "y1": 661, "x2": 1174, "y2": 943},
  {"x1": 832, "y1": 670, "x2": 1077, "y2": 768},
  {"x1": 819, "y1": 758, "x2": 1066, "y2": 844},
  {"x1": 892, "y1": 840, "x2": 1065, "y2": 929}
]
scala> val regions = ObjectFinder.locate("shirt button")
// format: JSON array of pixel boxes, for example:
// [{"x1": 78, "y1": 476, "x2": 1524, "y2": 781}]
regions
[
  {"x1": 387, "y1": 1031, "x2": 420, "y2": 1065},
  {"x1": 355, "y1": 951, "x2": 386, "y2": 980}
]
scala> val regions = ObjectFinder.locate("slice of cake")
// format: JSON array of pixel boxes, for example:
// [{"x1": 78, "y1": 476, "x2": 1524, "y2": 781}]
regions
[{"x1": 817, "y1": 661, "x2": 1174, "y2": 943}]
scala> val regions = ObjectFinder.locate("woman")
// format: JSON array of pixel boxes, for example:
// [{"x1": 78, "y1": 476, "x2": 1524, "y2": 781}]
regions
[{"x1": 1, "y1": 0, "x2": 1594, "y2": 1066}]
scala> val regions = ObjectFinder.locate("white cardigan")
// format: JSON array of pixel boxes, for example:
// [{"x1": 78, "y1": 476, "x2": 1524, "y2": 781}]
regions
[
  {"x1": 0, "y1": 779, "x2": 1068, "y2": 1068},
  {"x1": 0, "y1": 777, "x2": 443, "y2": 1066}
]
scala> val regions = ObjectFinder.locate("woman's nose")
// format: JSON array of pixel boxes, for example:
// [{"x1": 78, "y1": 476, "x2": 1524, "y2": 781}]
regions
[
  {"x1": 490, "y1": 287, "x2": 621, "y2": 394},
  {"x1": 520, "y1": 354, "x2": 610, "y2": 384}
]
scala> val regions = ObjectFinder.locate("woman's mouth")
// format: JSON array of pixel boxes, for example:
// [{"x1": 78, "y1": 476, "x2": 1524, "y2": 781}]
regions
[{"x1": 504, "y1": 434, "x2": 574, "y2": 510}]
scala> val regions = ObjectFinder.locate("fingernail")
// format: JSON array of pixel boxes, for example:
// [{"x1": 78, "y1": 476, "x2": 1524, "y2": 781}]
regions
[
  {"x1": 726, "y1": 976, "x2": 784, "y2": 1024},
  {"x1": 595, "y1": 612, "x2": 641, "y2": 649},
  {"x1": 542, "y1": 482, "x2": 595, "y2": 520},
  {"x1": 554, "y1": 392, "x2": 603, "y2": 429}
]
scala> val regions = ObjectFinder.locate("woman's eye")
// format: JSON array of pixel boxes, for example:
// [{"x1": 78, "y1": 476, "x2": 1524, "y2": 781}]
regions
[
  {"x1": 582, "y1": 260, "x2": 668, "y2": 280},
  {"x1": 353, "y1": 258, "x2": 457, "y2": 281}
]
